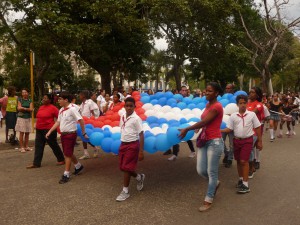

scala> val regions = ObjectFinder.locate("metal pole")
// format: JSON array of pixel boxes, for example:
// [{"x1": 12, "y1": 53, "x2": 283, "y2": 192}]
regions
[{"x1": 30, "y1": 51, "x2": 35, "y2": 133}]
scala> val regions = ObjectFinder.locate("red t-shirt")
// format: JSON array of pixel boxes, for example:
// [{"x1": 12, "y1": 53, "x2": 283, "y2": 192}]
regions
[
  {"x1": 201, "y1": 102, "x2": 223, "y2": 140},
  {"x1": 247, "y1": 100, "x2": 264, "y2": 122},
  {"x1": 36, "y1": 104, "x2": 59, "y2": 130}
]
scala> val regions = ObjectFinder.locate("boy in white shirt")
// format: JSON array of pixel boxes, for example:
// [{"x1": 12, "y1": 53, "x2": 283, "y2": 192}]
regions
[
  {"x1": 46, "y1": 92, "x2": 87, "y2": 184},
  {"x1": 222, "y1": 95, "x2": 262, "y2": 194},
  {"x1": 116, "y1": 97, "x2": 145, "y2": 202}
]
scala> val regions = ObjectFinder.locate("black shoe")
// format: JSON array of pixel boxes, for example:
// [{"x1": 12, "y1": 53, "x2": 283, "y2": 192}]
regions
[
  {"x1": 222, "y1": 156, "x2": 228, "y2": 164},
  {"x1": 225, "y1": 160, "x2": 232, "y2": 168},
  {"x1": 163, "y1": 149, "x2": 172, "y2": 155},
  {"x1": 248, "y1": 171, "x2": 255, "y2": 179},
  {"x1": 73, "y1": 165, "x2": 84, "y2": 175},
  {"x1": 59, "y1": 175, "x2": 70, "y2": 184},
  {"x1": 236, "y1": 180, "x2": 243, "y2": 188},
  {"x1": 255, "y1": 162, "x2": 260, "y2": 170},
  {"x1": 237, "y1": 184, "x2": 250, "y2": 194}
]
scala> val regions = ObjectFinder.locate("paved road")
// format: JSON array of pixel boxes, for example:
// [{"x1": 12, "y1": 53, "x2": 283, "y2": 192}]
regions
[{"x1": 0, "y1": 127, "x2": 300, "y2": 225}]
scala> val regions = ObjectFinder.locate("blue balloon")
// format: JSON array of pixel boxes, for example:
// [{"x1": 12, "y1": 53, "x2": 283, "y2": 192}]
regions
[
  {"x1": 158, "y1": 97, "x2": 167, "y2": 106},
  {"x1": 141, "y1": 93, "x2": 149, "y2": 97},
  {"x1": 144, "y1": 136, "x2": 157, "y2": 154},
  {"x1": 171, "y1": 103, "x2": 177, "y2": 108},
  {"x1": 169, "y1": 122, "x2": 181, "y2": 127},
  {"x1": 180, "y1": 118, "x2": 188, "y2": 124},
  {"x1": 167, "y1": 127, "x2": 181, "y2": 145},
  {"x1": 155, "y1": 92, "x2": 164, "y2": 99},
  {"x1": 85, "y1": 124, "x2": 94, "y2": 130},
  {"x1": 229, "y1": 96, "x2": 237, "y2": 103},
  {"x1": 155, "y1": 134, "x2": 172, "y2": 151},
  {"x1": 177, "y1": 102, "x2": 187, "y2": 110},
  {"x1": 103, "y1": 129, "x2": 112, "y2": 138},
  {"x1": 188, "y1": 117, "x2": 201, "y2": 123},
  {"x1": 141, "y1": 96, "x2": 150, "y2": 104},
  {"x1": 101, "y1": 138, "x2": 113, "y2": 153},
  {"x1": 146, "y1": 116, "x2": 158, "y2": 124},
  {"x1": 158, "y1": 118, "x2": 168, "y2": 124},
  {"x1": 173, "y1": 94, "x2": 183, "y2": 101},
  {"x1": 217, "y1": 95, "x2": 222, "y2": 101},
  {"x1": 111, "y1": 132, "x2": 121, "y2": 140},
  {"x1": 183, "y1": 97, "x2": 192, "y2": 105},
  {"x1": 222, "y1": 93, "x2": 233, "y2": 100},
  {"x1": 77, "y1": 124, "x2": 82, "y2": 135},
  {"x1": 197, "y1": 102, "x2": 206, "y2": 110},
  {"x1": 150, "y1": 99, "x2": 158, "y2": 105},
  {"x1": 144, "y1": 131, "x2": 154, "y2": 138},
  {"x1": 165, "y1": 91, "x2": 174, "y2": 99},
  {"x1": 89, "y1": 132, "x2": 104, "y2": 146},
  {"x1": 234, "y1": 90, "x2": 248, "y2": 96},
  {"x1": 192, "y1": 97, "x2": 202, "y2": 104},
  {"x1": 111, "y1": 140, "x2": 121, "y2": 154},
  {"x1": 188, "y1": 103, "x2": 196, "y2": 109},
  {"x1": 86, "y1": 128, "x2": 93, "y2": 137},
  {"x1": 150, "y1": 95, "x2": 156, "y2": 100},
  {"x1": 220, "y1": 121, "x2": 227, "y2": 129},
  {"x1": 178, "y1": 123, "x2": 194, "y2": 141},
  {"x1": 93, "y1": 128, "x2": 103, "y2": 133},
  {"x1": 167, "y1": 98, "x2": 177, "y2": 106},
  {"x1": 219, "y1": 99, "x2": 229, "y2": 107},
  {"x1": 150, "y1": 123, "x2": 160, "y2": 128},
  {"x1": 80, "y1": 134, "x2": 89, "y2": 143}
]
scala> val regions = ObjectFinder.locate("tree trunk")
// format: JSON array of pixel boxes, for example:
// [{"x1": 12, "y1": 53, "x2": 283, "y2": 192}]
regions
[
  {"x1": 155, "y1": 73, "x2": 159, "y2": 91},
  {"x1": 173, "y1": 62, "x2": 181, "y2": 91}
]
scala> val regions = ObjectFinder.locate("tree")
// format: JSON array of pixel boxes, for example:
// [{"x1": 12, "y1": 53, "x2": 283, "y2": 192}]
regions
[{"x1": 238, "y1": 0, "x2": 300, "y2": 94}]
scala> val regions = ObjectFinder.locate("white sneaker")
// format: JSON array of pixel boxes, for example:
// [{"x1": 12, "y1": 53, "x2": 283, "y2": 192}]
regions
[
  {"x1": 116, "y1": 191, "x2": 130, "y2": 201},
  {"x1": 168, "y1": 155, "x2": 177, "y2": 161},
  {"x1": 137, "y1": 174, "x2": 145, "y2": 191},
  {"x1": 293, "y1": 131, "x2": 296, "y2": 135},
  {"x1": 286, "y1": 131, "x2": 289, "y2": 135},
  {"x1": 189, "y1": 152, "x2": 196, "y2": 158},
  {"x1": 79, "y1": 154, "x2": 90, "y2": 160}
]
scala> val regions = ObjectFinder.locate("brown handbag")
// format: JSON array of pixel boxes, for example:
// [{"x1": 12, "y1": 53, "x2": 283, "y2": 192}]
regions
[{"x1": 196, "y1": 127, "x2": 206, "y2": 148}]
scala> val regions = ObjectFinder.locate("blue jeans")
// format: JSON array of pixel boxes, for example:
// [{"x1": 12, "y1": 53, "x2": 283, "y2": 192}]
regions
[
  {"x1": 222, "y1": 132, "x2": 234, "y2": 160},
  {"x1": 196, "y1": 138, "x2": 224, "y2": 203}
]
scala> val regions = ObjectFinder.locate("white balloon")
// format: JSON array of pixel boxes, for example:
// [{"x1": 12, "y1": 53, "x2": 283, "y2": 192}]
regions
[
  {"x1": 111, "y1": 127, "x2": 121, "y2": 133},
  {"x1": 152, "y1": 105, "x2": 162, "y2": 112},
  {"x1": 142, "y1": 103, "x2": 153, "y2": 110},
  {"x1": 182, "y1": 108, "x2": 192, "y2": 115},
  {"x1": 191, "y1": 128, "x2": 201, "y2": 140},
  {"x1": 174, "y1": 113, "x2": 184, "y2": 121},
  {"x1": 118, "y1": 108, "x2": 126, "y2": 116},
  {"x1": 185, "y1": 113, "x2": 196, "y2": 120},
  {"x1": 188, "y1": 122, "x2": 197, "y2": 126},
  {"x1": 192, "y1": 108, "x2": 202, "y2": 117},
  {"x1": 161, "y1": 123, "x2": 169, "y2": 131},
  {"x1": 224, "y1": 103, "x2": 238, "y2": 115},
  {"x1": 145, "y1": 109, "x2": 155, "y2": 117},
  {"x1": 102, "y1": 125, "x2": 112, "y2": 131},
  {"x1": 161, "y1": 105, "x2": 172, "y2": 113},
  {"x1": 151, "y1": 127, "x2": 164, "y2": 135},
  {"x1": 172, "y1": 107, "x2": 181, "y2": 114},
  {"x1": 223, "y1": 115, "x2": 230, "y2": 125},
  {"x1": 165, "y1": 112, "x2": 176, "y2": 121},
  {"x1": 156, "y1": 112, "x2": 164, "y2": 118}
]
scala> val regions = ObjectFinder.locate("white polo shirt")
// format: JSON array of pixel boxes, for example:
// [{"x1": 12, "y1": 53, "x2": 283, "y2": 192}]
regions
[
  {"x1": 120, "y1": 111, "x2": 143, "y2": 142},
  {"x1": 58, "y1": 104, "x2": 82, "y2": 132},
  {"x1": 80, "y1": 99, "x2": 98, "y2": 118},
  {"x1": 227, "y1": 110, "x2": 261, "y2": 138},
  {"x1": 294, "y1": 97, "x2": 300, "y2": 109}
]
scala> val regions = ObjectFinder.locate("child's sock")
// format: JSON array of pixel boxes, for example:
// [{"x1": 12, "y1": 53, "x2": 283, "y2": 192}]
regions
[
  {"x1": 74, "y1": 162, "x2": 81, "y2": 169},
  {"x1": 136, "y1": 174, "x2": 141, "y2": 181},
  {"x1": 242, "y1": 181, "x2": 249, "y2": 187},
  {"x1": 123, "y1": 187, "x2": 129, "y2": 194},
  {"x1": 279, "y1": 129, "x2": 283, "y2": 135},
  {"x1": 239, "y1": 177, "x2": 243, "y2": 181},
  {"x1": 64, "y1": 171, "x2": 70, "y2": 177},
  {"x1": 269, "y1": 129, "x2": 274, "y2": 139}
]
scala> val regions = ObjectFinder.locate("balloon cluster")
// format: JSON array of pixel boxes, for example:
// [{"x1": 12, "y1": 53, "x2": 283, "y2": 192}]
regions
[{"x1": 78, "y1": 90, "x2": 247, "y2": 154}]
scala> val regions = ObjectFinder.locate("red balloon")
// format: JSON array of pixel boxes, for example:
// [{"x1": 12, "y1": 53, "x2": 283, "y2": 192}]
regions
[
  {"x1": 132, "y1": 91, "x2": 140, "y2": 96},
  {"x1": 94, "y1": 121, "x2": 104, "y2": 128},
  {"x1": 106, "y1": 111, "x2": 113, "y2": 115},
  {"x1": 97, "y1": 116, "x2": 106, "y2": 122},
  {"x1": 136, "y1": 108, "x2": 145, "y2": 115},
  {"x1": 111, "y1": 113, "x2": 121, "y2": 121},
  {"x1": 134, "y1": 95, "x2": 141, "y2": 101},
  {"x1": 90, "y1": 116, "x2": 95, "y2": 120},
  {"x1": 120, "y1": 102, "x2": 125, "y2": 107},
  {"x1": 104, "y1": 119, "x2": 112, "y2": 125},
  {"x1": 111, "y1": 121, "x2": 120, "y2": 127},
  {"x1": 82, "y1": 116, "x2": 89, "y2": 121},
  {"x1": 139, "y1": 114, "x2": 147, "y2": 121},
  {"x1": 112, "y1": 105, "x2": 122, "y2": 112},
  {"x1": 136, "y1": 101, "x2": 143, "y2": 108}
]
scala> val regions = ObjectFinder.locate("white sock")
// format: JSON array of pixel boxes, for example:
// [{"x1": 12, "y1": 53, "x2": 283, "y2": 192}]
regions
[
  {"x1": 64, "y1": 171, "x2": 70, "y2": 177},
  {"x1": 136, "y1": 174, "x2": 141, "y2": 181},
  {"x1": 84, "y1": 149, "x2": 89, "y2": 155},
  {"x1": 239, "y1": 177, "x2": 243, "y2": 181},
  {"x1": 279, "y1": 130, "x2": 283, "y2": 135},
  {"x1": 74, "y1": 162, "x2": 81, "y2": 169},
  {"x1": 123, "y1": 187, "x2": 129, "y2": 193},
  {"x1": 269, "y1": 129, "x2": 274, "y2": 139},
  {"x1": 243, "y1": 181, "x2": 249, "y2": 187}
]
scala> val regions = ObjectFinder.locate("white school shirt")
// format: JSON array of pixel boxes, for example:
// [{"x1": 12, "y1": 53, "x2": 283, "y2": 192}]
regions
[
  {"x1": 120, "y1": 111, "x2": 143, "y2": 142},
  {"x1": 227, "y1": 110, "x2": 261, "y2": 138},
  {"x1": 58, "y1": 104, "x2": 82, "y2": 132},
  {"x1": 263, "y1": 105, "x2": 270, "y2": 117},
  {"x1": 97, "y1": 95, "x2": 106, "y2": 107},
  {"x1": 293, "y1": 97, "x2": 300, "y2": 109},
  {"x1": 80, "y1": 99, "x2": 97, "y2": 118}
]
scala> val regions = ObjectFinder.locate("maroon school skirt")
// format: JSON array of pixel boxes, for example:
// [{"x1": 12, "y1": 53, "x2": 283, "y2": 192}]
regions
[
  {"x1": 61, "y1": 133, "x2": 77, "y2": 157},
  {"x1": 119, "y1": 141, "x2": 139, "y2": 172}
]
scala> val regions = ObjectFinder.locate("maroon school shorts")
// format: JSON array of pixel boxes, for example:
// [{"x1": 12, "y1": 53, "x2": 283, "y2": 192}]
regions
[
  {"x1": 233, "y1": 137, "x2": 253, "y2": 161},
  {"x1": 61, "y1": 133, "x2": 77, "y2": 157},
  {"x1": 119, "y1": 141, "x2": 140, "y2": 172}
]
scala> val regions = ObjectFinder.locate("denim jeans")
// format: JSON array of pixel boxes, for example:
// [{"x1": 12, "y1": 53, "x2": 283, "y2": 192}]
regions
[
  {"x1": 222, "y1": 131, "x2": 234, "y2": 160},
  {"x1": 196, "y1": 138, "x2": 224, "y2": 203}
]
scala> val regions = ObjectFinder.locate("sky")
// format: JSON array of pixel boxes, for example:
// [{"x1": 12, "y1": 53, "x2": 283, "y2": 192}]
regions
[{"x1": 155, "y1": 0, "x2": 300, "y2": 50}]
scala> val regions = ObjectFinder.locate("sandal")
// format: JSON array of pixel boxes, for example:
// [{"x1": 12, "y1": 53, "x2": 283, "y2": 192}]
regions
[{"x1": 20, "y1": 148, "x2": 26, "y2": 153}]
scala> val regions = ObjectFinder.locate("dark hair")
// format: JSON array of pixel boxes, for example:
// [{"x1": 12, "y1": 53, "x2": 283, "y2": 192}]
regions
[
  {"x1": 21, "y1": 88, "x2": 30, "y2": 93},
  {"x1": 207, "y1": 82, "x2": 223, "y2": 96},
  {"x1": 59, "y1": 91, "x2": 72, "y2": 102},
  {"x1": 251, "y1": 86, "x2": 263, "y2": 102},
  {"x1": 7, "y1": 86, "x2": 16, "y2": 97},
  {"x1": 115, "y1": 93, "x2": 121, "y2": 100},
  {"x1": 236, "y1": 94, "x2": 248, "y2": 103},
  {"x1": 99, "y1": 89, "x2": 105, "y2": 94},
  {"x1": 45, "y1": 94, "x2": 54, "y2": 104},
  {"x1": 125, "y1": 97, "x2": 135, "y2": 105},
  {"x1": 181, "y1": 85, "x2": 187, "y2": 89},
  {"x1": 80, "y1": 90, "x2": 90, "y2": 99}
]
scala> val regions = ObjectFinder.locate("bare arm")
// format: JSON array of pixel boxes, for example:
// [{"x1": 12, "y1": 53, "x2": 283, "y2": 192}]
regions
[
  {"x1": 255, "y1": 126, "x2": 263, "y2": 150},
  {"x1": 221, "y1": 128, "x2": 232, "y2": 133},
  {"x1": 45, "y1": 121, "x2": 60, "y2": 138},
  {"x1": 138, "y1": 131, "x2": 144, "y2": 161}
]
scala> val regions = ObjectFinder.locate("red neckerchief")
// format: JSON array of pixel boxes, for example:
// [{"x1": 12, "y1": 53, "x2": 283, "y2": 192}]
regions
[
  {"x1": 121, "y1": 113, "x2": 133, "y2": 129},
  {"x1": 237, "y1": 112, "x2": 248, "y2": 127},
  {"x1": 60, "y1": 104, "x2": 73, "y2": 115}
]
